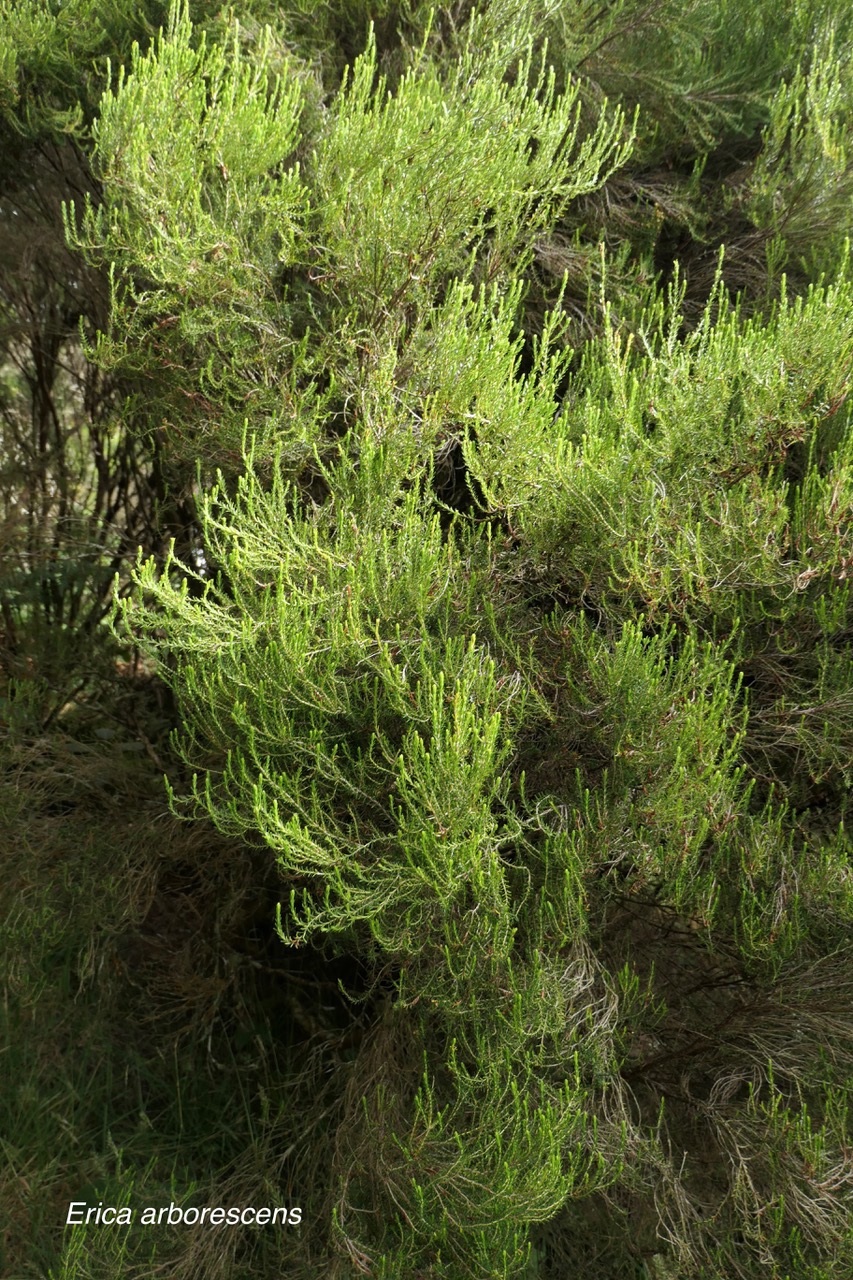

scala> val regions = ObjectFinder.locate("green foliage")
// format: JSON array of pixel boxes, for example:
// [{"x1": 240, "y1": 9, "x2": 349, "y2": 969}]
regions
[
  {"x1": 0, "y1": 0, "x2": 166, "y2": 139},
  {"x1": 3, "y1": 0, "x2": 853, "y2": 1277},
  {"x1": 481, "y1": 261, "x2": 853, "y2": 620},
  {"x1": 310, "y1": 22, "x2": 631, "y2": 318},
  {"x1": 65, "y1": 4, "x2": 318, "y2": 469},
  {"x1": 745, "y1": 29, "x2": 853, "y2": 281}
]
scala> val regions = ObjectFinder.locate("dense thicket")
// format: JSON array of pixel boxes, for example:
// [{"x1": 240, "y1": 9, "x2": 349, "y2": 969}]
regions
[{"x1": 2, "y1": 2, "x2": 852, "y2": 1277}]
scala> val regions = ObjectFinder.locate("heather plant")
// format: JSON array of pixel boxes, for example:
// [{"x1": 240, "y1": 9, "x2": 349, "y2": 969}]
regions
[{"x1": 2, "y1": 1, "x2": 852, "y2": 1278}]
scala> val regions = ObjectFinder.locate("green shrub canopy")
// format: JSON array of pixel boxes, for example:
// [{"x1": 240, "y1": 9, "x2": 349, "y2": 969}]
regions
[{"x1": 2, "y1": 2, "x2": 852, "y2": 1277}]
